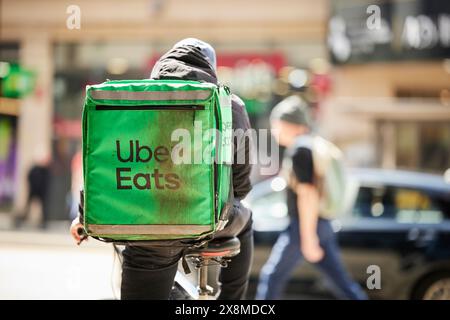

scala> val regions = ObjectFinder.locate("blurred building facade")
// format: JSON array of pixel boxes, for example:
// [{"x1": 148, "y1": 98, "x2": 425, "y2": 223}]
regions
[
  {"x1": 0, "y1": 0, "x2": 449, "y2": 218},
  {"x1": 0, "y1": 0, "x2": 327, "y2": 217},
  {"x1": 323, "y1": 0, "x2": 450, "y2": 173}
]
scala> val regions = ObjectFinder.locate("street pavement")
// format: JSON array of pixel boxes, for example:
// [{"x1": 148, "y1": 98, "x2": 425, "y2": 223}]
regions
[
  {"x1": 0, "y1": 214, "x2": 327, "y2": 300},
  {"x1": 0, "y1": 222, "x2": 119, "y2": 300}
]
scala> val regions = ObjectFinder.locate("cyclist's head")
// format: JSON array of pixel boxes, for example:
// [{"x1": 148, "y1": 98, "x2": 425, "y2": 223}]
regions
[
  {"x1": 173, "y1": 38, "x2": 217, "y2": 71},
  {"x1": 150, "y1": 38, "x2": 217, "y2": 84}
]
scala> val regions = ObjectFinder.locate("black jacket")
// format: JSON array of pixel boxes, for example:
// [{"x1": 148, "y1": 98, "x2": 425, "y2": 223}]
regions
[{"x1": 150, "y1": 44, "x2": 253, "y2": 199}]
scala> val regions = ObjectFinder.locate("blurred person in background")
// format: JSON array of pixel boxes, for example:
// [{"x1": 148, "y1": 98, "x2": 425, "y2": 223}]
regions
[
  {"x1": 256, "y1": 95, "x2": 367, "y2": 300},
  {"x1": 69, "y1": 148, "x2": 83, "y2": 220},
  {"x1": 15, "y1": 150, "x2": 51, "y2": 229}
]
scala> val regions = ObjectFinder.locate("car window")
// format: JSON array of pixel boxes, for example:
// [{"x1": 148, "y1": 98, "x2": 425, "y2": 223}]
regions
[{"x1": 352, "y1": 185, "x2": 450, "y2": 224}]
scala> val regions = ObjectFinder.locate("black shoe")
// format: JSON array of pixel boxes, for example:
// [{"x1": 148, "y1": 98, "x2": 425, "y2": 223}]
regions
[
  {"x1": 13, "y1": 217, "x2": 24, "y2": 229},
  {"x1": 39, "y1": 221, "x2": 48, "y2": 230}
]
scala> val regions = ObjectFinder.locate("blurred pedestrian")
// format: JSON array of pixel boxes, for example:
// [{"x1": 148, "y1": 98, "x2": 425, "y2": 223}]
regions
[
  {"x1": 16, "y1": 151, "x2": 51, "y2": 229},
  {"x1": 256, "y1": 95, "x2": 367, "y2": 300},
  {"x1": 69, "y1": 149, "x2": 83, "y2": 220}
]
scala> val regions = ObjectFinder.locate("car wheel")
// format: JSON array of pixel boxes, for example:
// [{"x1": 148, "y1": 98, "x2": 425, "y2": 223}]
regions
[{"x1": 414, "y1": 272, "x2": 450, "y2": 300}]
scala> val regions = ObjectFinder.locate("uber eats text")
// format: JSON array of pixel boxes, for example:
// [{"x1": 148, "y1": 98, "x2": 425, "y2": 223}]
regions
[{"x1": 115, "y1": 140, "x2": 181, "y2": 190}]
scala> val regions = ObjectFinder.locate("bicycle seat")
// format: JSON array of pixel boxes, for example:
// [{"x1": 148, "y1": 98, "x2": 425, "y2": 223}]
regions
[{"x1": 187, "y1": 237, "x2": 241, "y2": 258}]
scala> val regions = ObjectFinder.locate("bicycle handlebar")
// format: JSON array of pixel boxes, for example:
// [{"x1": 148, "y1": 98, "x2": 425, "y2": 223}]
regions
[
  {"x1": 76, "y1": 226, "x2": 88, "y2": 245},
  {"x1": 77, "y1": 226, "x2": 87, "y2": 236}
]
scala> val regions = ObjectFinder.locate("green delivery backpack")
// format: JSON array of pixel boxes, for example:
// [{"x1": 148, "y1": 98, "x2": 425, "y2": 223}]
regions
[{"x1": 82, "y1": 79, "x2": 233, "y2": 241}]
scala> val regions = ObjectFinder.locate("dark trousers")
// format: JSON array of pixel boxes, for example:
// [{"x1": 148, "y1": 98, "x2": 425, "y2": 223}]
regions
[
  {"x1": 20, "y1": 192, "x2": 48, "y2": 227},
  {"x1": 121, "y1": 203, "x2": 253, "y2": 300},
  {"x1": 256, "y1": 216, "x2": 368, "y2": 300}
]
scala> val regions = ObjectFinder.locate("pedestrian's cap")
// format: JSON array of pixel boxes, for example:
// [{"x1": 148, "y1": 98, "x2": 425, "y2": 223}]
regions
[{"x1": 270, "y1": 95, "x2": 312, "y2": 127}]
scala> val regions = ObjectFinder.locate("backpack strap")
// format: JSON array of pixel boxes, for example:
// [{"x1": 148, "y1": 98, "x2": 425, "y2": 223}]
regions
[{"x1": 216, "y1": 182, "x2": 234, "y2": 232}]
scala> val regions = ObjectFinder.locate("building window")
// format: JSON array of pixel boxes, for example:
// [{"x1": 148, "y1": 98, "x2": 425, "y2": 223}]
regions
[{"x1": 396, "y1": 122, "x2": 450, "y2": 173}]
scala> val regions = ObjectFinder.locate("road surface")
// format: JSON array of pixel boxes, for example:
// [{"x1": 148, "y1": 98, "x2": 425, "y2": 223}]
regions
[{"x1": 0, "y1": 228, "x2": 119, "y2": 300}]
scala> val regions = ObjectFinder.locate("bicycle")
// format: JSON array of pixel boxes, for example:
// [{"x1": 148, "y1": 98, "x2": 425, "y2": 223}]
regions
[
  {"x1": 171, "y1": 237, "x2": 241, "y2": 300},
  {"x1": 76, "y1": 227, "x2": 241, "y2": 300}
]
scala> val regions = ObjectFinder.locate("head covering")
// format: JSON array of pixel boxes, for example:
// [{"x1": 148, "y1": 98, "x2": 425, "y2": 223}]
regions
[
  {"x1": 270, "y1": 95, "x2": 312, "y2": 127},
  {"x1": 173, "y1": 38, "x2": 217, "y2": 71},
  {"x1": 150, "y1": 38, "x2": 217, "y2": 84}
]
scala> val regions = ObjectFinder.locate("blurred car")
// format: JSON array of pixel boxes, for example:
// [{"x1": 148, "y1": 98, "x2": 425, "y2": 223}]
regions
[{"x1": 245, "y1": 168, "x2": 450, "y2": 300}]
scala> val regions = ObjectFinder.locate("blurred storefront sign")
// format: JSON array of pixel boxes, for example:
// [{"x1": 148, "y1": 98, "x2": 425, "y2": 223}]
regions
[
  {"x1": 328, "y1": 0, "x2": 450, "y2": 64},
  {"x1": 217, "y1": 53, "x2": 285, "y2": 116},
  {"x1": 0, "y1": 62, "x2": 36, "y2": 98},
  {"x1": 148, "y1": 52, "x2": 286, "y2": 116},
  {"x1": 0, "y1": 98, "x2": 20, "y2": 116},
  {"x1": 0, "y1": 46, "x2": 20, "y2": 211},
  {"x1": 0, "y1": 58, "x2": 26, "y2": 209},
  {"x1": 0, "y1": 116, "x2": 17, "y2": 207},
  {"x1": 217, "y1": 53, "x2": 286, "y2": 73},
  {"x1": 53, "y1": 119, "x2": 82, "y2": 139}
]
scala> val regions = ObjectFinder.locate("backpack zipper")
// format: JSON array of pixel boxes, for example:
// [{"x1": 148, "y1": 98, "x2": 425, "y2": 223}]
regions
[{"x1": 95, "y1": 105, "x2": 205, "y2": 111}]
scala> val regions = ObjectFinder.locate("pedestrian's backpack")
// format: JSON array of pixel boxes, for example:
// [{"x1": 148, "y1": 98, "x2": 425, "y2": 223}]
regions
[
  {"x1": 284, "y1": 135, "x2": 347, "y2": 219},
  {"x1": 82, "y1": 79, "x2": 233, "y2": 241}
]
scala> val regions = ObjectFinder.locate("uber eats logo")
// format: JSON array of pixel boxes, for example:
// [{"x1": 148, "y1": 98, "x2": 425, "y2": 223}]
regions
[{"x1": 115, "y1": 140, "x2": 181, "y2": 190}]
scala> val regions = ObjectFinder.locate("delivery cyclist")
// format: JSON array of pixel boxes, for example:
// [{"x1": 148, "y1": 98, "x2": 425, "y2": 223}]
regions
[{"x1": 70, "y1": 38, "x2": 254, "y2": 300}]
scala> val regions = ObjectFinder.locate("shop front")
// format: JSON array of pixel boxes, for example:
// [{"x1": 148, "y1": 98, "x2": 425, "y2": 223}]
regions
[{"x1": 324, "y1": 0, "x2": 450, "y2": 174}]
